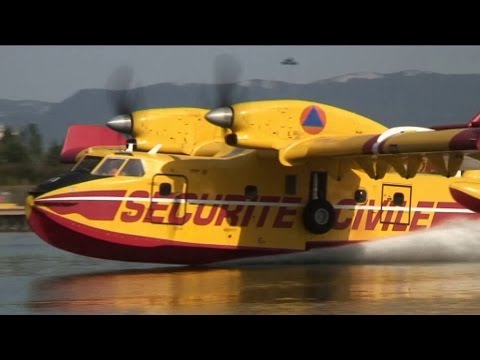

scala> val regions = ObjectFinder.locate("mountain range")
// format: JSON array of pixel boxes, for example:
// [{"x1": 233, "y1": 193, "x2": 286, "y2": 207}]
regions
[{"x1": 1, "y1": 70, "x2": 480, "y2": 143}]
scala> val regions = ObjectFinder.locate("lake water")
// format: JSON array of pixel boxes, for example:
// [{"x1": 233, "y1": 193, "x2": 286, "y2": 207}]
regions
[{"x1": 3, "y1": 218, "x2": 480, "y2": 314}]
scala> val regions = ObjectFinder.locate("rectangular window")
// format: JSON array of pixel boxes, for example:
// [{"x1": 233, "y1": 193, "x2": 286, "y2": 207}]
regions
[
  {"x1": 285, "y1": 175, "x2": 297, "y2": 195},
  {"x1": 72, "y1": 156, "x2": 103, "y2": 173},
  {"x1": 160, "y1": 183, "x2": 172, "y2": 196},
  {"x1": 245, "y1": 185, "x2": 258, "y2": 200},
  {"x1": 93, "y1": 158, "x2": 126, "y2": 176},
  {"x1": 393, "y1": 192, "x2": 405, "y2": 206},
  {"x1": 119, "y1": 159, "x2": 145, "y2": 177}
]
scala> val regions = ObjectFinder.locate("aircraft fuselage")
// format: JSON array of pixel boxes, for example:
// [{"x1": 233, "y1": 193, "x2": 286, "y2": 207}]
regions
[{"x1": 26, "y1": 148, "x2": 480, "y2": 265}]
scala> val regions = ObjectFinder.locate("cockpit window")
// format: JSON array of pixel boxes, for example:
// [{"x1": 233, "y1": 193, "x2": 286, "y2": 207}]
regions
[
  {"x1": 119, "y1": 159, "x2": 145, "y2": 177},
  {"x1": 72, "y1": 156, "x2": 103, "y2": 173},
  {"x1": 94, "y1": 158, "x2": 126, "y2": 176}
]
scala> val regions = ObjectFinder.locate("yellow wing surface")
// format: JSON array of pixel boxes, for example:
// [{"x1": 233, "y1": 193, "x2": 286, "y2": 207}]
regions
[
  {"x1": 278, "y1": 127, "x2": 480, "y2": 179},
  {"x1": 205, "y1": 100, "x2": 480, "y2": 180}
]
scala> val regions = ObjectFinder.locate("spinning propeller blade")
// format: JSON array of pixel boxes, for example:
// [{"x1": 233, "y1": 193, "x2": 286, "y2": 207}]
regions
[
  {"x1": 214, "y1": 53, "x2": 243, "y2": 108},
  {"x1": 105, "y1": 66, "x2": 144, "y2": 135},
  {"x1": 206, "y1": 54, "x2": 243, "y2": 129},
  {"x1": 106, "y1": 65, "x2": 135, "y2": 115}
]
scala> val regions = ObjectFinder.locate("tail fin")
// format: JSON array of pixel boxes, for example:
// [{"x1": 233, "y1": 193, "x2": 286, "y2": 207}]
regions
[
  {"x1": 430, "y1": 112, "x2": 480, "y2": 130},
  {"x1": 467, "y1": 112, "x2": 480, "y2": 128},
  {"x1": 60, "y1": 125, "x2": 126, "y2": 163}
]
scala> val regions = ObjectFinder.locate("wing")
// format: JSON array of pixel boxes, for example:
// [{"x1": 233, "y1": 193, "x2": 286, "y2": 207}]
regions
[
  {"x1": 204, "y1": 99, "x2": 480, "y2": 180},
  {"x1": 278, "y1": 127, "x2": 480, "y2": 179}
]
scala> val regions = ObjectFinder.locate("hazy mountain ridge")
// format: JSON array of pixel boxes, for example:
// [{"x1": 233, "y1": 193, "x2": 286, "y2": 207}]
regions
[
  {"x1": 0, "y1": 100, "x2": 54, "y2": 129},
  {"x1": 2, "y1": 70, "x2": 480, "y2": 142}
]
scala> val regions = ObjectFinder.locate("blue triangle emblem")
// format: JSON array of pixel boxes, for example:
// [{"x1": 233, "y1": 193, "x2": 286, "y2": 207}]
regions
[{"x1": 303, "y1": 108, "x2": 324, "y2": 127}]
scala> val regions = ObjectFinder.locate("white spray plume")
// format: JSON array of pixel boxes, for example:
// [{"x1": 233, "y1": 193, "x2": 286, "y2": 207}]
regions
[{"x1": 217, "y1": 219, "x2": 480, "y2": 266}]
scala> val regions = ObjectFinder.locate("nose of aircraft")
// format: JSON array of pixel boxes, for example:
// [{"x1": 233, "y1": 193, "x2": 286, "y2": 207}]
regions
[
  {"x1": 205, "y1": 107, "x2": 233, "y2": 128},
  {"x1": 25, "y1": 195, "x2": 34, "y2": 220}
]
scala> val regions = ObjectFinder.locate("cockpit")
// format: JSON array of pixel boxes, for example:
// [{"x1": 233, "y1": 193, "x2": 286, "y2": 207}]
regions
[
  {"x1": 72, "y1": 155, "x2": 145, "y2": 177},
  {"x1": 29, "y1": 155, "x2": 146, "y2": 198}
]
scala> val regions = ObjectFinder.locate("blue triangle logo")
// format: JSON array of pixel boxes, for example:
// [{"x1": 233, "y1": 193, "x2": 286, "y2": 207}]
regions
[{"x1": 303, "y1": 108, "x2": 324, "y2": 127}]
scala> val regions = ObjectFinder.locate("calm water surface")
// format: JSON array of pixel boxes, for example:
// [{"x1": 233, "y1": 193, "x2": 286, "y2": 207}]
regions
[{"x1": 3, "y1": 222, "x2": 480, "y2": 314}]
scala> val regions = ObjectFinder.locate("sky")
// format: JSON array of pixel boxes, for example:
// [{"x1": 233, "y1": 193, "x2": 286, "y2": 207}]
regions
[{"x1": 1, "y1": 45, "x2": 480, "y2": 102}]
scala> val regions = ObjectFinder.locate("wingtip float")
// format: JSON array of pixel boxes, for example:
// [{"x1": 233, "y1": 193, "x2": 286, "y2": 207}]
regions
[{"x1": 25, "y1": 98, "x2": 480, "y2": 265}]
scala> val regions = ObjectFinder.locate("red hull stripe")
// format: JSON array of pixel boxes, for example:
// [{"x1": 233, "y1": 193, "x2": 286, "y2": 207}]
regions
[
  {"x1": 35, "y1": 193, "x2": 303, "y2": 208},
  {"x1": 35, "y1": 190, "x2": 127, "y2": 200},
  {"x1": 29, "y1": 207, "x2": 298, "y2": 265},
  {"x1": 35, "y1": 190, "x2": 126, "y2": 221}
]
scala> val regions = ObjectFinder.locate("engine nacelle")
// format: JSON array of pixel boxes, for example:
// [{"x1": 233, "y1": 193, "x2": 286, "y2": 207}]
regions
[
  {"x1": 109, "y1": 108, "x2": 233, "y2": 156},
  {"x1": 208, "y1": 100, "x2": 387, "y2": 151}
]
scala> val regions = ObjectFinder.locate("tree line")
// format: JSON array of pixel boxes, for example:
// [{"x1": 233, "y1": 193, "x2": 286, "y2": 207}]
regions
[{"x1": 0, "y1": 124, "x2": 71, "y2": 185}]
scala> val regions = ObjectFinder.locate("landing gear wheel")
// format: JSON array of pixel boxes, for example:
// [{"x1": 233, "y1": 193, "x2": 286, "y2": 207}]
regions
[{"x1": 303, "y1": 199, "x2": 336, "y2": 234}]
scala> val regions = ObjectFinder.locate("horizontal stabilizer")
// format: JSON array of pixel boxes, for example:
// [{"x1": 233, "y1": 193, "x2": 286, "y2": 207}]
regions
[{"x1": 60, "y1": 125, "x2": 126, "y2": 163}]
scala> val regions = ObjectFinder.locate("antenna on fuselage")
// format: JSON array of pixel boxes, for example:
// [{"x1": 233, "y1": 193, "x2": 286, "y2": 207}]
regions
[
  {"x1": 148, "y1": 144, "x2": 163, "y2": 155},
  {"x1": 126, "y1": 142, "x2": 135, "y2": 153}
]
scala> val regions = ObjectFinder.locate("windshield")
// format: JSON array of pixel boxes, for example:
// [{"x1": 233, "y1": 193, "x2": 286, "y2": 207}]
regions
[
  {"x1": 119, "y1": 159, "x2": 145, "y2": 177},
  {"x1": 93, "y1": 158, "x2": 126, "y2": 176},
  {"x1": 72, "y1": 156, "x2": 103, "y2": 173}
]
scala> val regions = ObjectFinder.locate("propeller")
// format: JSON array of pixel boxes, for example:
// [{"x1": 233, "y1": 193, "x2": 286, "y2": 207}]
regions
[
  {"x1": 105, "y1": 57, "x2": 242, "y2": 136},
  {"x1": 214, "y1": 53, "x2": 242, "y2": 108},
  {"x1": 105, "y1": 65, "x2": 144, "y2": 134},
  {"x1": 206, "y1": 54, "x2": 243, "y2": 129},
  {"x1": 106, "y1": 65, "x2": 135, "y2": 114}
]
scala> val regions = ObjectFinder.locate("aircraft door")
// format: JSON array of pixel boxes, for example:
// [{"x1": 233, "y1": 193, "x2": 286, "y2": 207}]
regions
[
  {"x1": 380, "y1": 184, "x2": 412, "y2": 225},
  {"x1": 150, "y1": 174, "x2": 189, "y2": 225}
]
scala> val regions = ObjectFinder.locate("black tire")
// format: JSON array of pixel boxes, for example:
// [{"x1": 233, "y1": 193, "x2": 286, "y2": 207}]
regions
[{"x1": 302, "y1": 199, "x2": 336, "y2": 234}]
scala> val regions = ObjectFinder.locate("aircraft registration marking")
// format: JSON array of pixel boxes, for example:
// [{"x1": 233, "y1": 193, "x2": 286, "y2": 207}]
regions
[
  {"x1": 36, "y1": 195, "x2": 477, "y2": 231},
  {"x1": 335, "y1": 204, "x2": 474, "y2": 213}
]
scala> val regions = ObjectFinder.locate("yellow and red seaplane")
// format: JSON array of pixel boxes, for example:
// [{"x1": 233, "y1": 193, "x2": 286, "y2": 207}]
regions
[{"x1": 25, "y1": 66, "x2": 480, "y2": 265}]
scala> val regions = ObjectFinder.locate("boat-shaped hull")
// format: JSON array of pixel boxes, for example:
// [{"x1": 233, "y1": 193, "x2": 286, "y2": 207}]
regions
[{"x1": 28, "y1": 203, "x2": 295, "y2": 265}]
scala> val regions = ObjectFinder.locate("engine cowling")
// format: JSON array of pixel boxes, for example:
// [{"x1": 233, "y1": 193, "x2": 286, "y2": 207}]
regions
[
  {"x1": 108, "y1": 108, "x2": 233, "y2": 156},
  {"x1": 206, "y1": 100, "x2": 387, "y2": 151}
]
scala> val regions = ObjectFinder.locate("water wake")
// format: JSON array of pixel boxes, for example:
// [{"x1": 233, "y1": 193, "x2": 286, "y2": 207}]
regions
[{"x1": 218, "y1": 219, "x2": 480, "y2": 266}]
